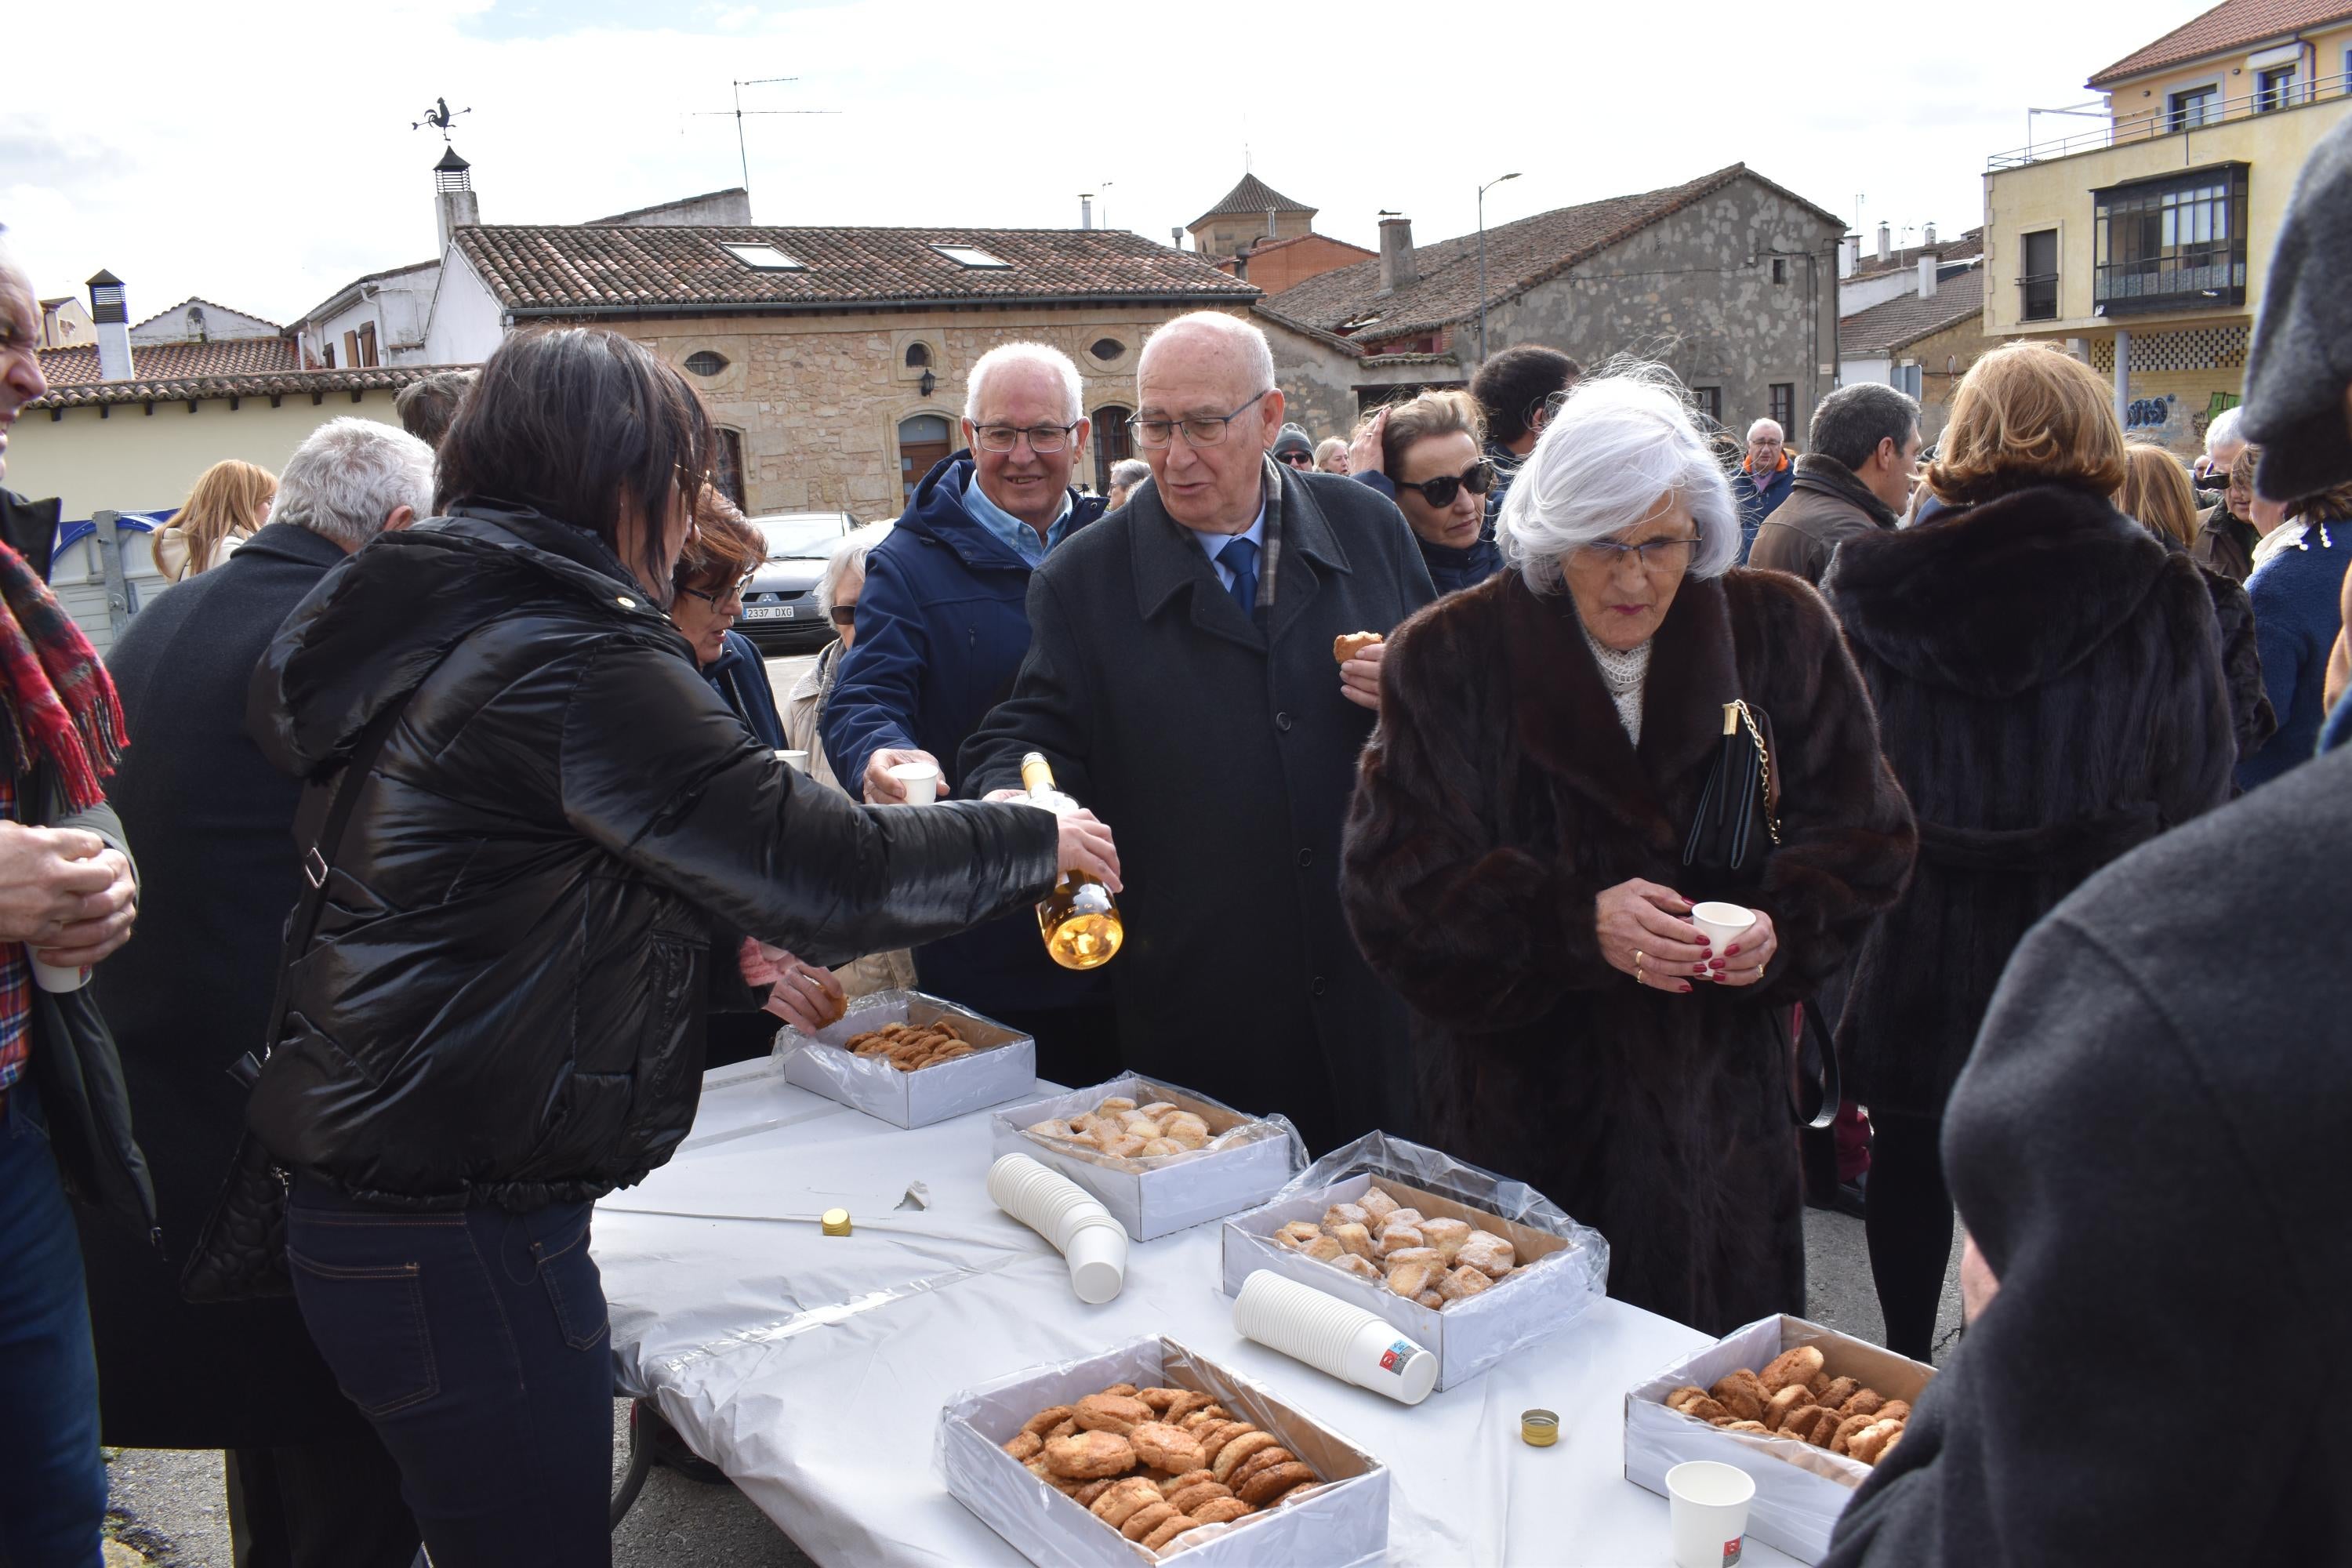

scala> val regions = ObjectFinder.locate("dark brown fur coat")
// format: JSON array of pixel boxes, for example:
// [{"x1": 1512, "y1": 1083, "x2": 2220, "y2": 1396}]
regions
[{"x1": 1341, "y1": 568, "x2": 1916, "y2": 1334}]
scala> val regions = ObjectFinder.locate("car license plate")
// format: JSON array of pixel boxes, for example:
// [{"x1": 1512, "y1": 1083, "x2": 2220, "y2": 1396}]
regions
[{"x1": 746, "y1": 605, "x2": 794, "y2": 620}]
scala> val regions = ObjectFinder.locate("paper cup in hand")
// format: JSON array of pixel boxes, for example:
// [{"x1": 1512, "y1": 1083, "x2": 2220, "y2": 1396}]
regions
[
  {"x1": 1666, "y1": 1459, "x2": 1755, "y2": 1568},
  {"x1": 29, "y1": 956, "x2": 90, "y2": 993},
  {"x1": 887, "y1": 760, "x2": 940, "y2": 804},
  {"x1": 775, "y1": 749, "x2": 810, "y2": 772},
  {"x1": 1690, "y1": 902, "x2": 1756, "y2": 949}
]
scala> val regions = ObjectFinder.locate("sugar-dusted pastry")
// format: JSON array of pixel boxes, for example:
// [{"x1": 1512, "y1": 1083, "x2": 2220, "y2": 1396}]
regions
[
  {"x1": 1383, "y1": 1245, "x2": 1441, "y2": 1269},
  {"x1": 1385, "y1": 1260, "x2": 1438, "y2": 1298},
  {"x1": 1236, "y1": 1460, "x2": 1318, "y2": 1508},
  {"x1": 1419, "y1": 1217, "x2": 1472, "y2": 1262},
  {"x1": 1127, "y1": 1421, "x2": 1203, "y2": 1475},
  {"x1": 1454, "y1": 1231, "x2": 1515, "y2": 1278},
  {"x1": 1330, "y1": 1222, "x2": 1377, "y2": 1260},
  {"x1": 1272, "y1": 1221, "x2": 1323, "y2": 1250},
  {"x1": 1321, "y1": 1202, "x2": 1370, "y2": 1231},
  {"x1": 1142, "y1": 1515, "x2": 1204, "y2": 1552},
  {"x1": 1087, "y1": 1476, "x2": 1162, "y2": 1523},
  {"x1": 1097, "y1": 1134, "x2": 1147, "y2": 1160},
  {"x1": 1436, "y1": 1264, "x2": 1491, "y2": 1302},
  {"x1": 1762, "y1": 1384, "x2": 1813, "y2": 1431},
  {"x1": 1301, "y1": 1235, "x2": 1345, "y2": 1263},
  {"x1": 1099, "y1": 1097, "x2": 1138, "y2": 1113},
  {"x1": 1044, "y1": 1430, "x2": 1136, "y2": 1479},
  {"x1": 1137, "y1": 1102, "x2": 1180, "y2": 1120},
  {"x1": 1211, "y1": 1429, "x2": 1279, "y2": 1484},
  {"x1": 1162, "y1": 1112, "x2": 1210, "y2": 1145},
  {"x1": 1119, "y1": 1112, "x2": 1163, "y2": 1137},
  {"x1": 1139, "y1": 1137, "x2": 1185, "y2": 1157},
  {"x1": 1376, "y1": 1223, "x2": 1425, "y2": 1256},
  {"x1": 1165, "y1": 1479, "x2": 1229, "y2": 1513},
  {"x1": 1192, "y1": 1495, "x2": 1254, "y2": 1524},
  {"x1": 1417, "y1": 1289, "x2": 1445, "y2": 1308},
  {"x1": 1759, "y1": 1345, "x2": 1824, "y2": 1394},
  {"x1": 1382, "y1": 1208, "x2": 1425, "y2": 1229},
  {"x1": 1332, "y1": 1254, "x2": 1382, "y2": 1281},
  {"x1": 1074, "y1": 1392, "x2": 1153, "y2": 1435},
  {"x1": 1119, "y1": 1501, "x2": 1179, "y2": 1542},
  {"x1": 1357, "y1": 1189, "x2": 1401, "y2": 1226}
]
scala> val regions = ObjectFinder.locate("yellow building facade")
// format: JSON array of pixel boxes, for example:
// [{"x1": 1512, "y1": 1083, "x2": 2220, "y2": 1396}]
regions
[{"x1": 1981, "y1": 11, "x2": 2351, "y2": 455}]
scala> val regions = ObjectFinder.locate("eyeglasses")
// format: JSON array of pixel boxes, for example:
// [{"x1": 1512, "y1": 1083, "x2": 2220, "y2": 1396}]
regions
[
  {"x1": 1573, "y1": 535, "x2": 1699, "y2": 573},
  {"x1": 828, "y1": 605, "x2": 856, "y2": 626},
  {"x1": 680, "y1": 569, "x2": 757, "y2": 608},
  {"x1": 1397, "y1": 459, "x2": 1495, "y2": 509},
  {"x1": 974, "y1": 423, "x2": 1078, "y2": 454},
  {"x1": 1128, "y1": 390, "x2": 1271, "y2": 449},
  {"x1": 1276, "y1": 450, "x2": 1316, "y2": 469}
]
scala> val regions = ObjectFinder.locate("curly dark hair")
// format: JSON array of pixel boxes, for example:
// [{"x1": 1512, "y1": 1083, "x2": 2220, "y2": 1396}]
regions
[{"x1": 1470, "y1": 345, "x2": 1584, "y2": 445}]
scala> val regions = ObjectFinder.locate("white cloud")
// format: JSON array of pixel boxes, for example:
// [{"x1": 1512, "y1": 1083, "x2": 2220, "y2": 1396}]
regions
[{"x1": 4, "y1": 0, "x2": 2214, "y2": 326}]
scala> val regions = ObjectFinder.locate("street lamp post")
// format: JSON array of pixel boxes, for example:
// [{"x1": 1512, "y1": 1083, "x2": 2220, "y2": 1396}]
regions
[{"x1": 1476, "y1": 172, "x2": 1521, "y2": 363}]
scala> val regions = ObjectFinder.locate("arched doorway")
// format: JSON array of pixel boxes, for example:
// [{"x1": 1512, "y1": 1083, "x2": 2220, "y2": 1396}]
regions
[
  {"x1": 1091, "y1": 404, "x2": 1134, "y2": 495},
  {"x1": 898, "y1": 413, "x2": 953, "y2": 505}
]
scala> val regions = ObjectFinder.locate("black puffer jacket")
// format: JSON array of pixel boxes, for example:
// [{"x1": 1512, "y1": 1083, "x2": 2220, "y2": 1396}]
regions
[{"x1": 245, "y1": 502, "x2": 1060, "y2": 1209}]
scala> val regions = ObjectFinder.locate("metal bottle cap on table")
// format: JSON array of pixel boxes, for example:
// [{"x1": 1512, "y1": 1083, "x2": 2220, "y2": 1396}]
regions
[
  {"x1": 821, "y1": 1208, "x2": 851, "y2": 1236},
  {"x1": 1521, "y1": 1409, "x2": 1559, "y2": 1447}
]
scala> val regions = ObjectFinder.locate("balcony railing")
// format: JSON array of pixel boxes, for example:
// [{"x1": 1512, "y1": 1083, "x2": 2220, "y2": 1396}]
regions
[{"x1": 1987, "y1": 70, "x2": 2350, "y2": 169}]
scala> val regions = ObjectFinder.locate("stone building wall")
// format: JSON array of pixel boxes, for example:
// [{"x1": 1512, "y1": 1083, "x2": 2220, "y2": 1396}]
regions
[{"x1": 620, "y1": 303, "x2": 1250, "y2": 518}]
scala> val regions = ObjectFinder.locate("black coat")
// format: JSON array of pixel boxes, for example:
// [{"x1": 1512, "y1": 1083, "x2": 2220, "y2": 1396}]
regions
[
  {"x1": 1341, "y1": 570, "x2": 1915, "y2": 1334},
  {"x1": 1824, "y1": 485, "x2": 2236, "y2": 1119},
  {"x1": 1826, "y1": 741, "x2": 2352, "y2": 1568},
  {"x1": 78, "y1": 521, "x2": 372, "y2": 1447},
  {"x1": 247, "y1": 501, "x2": 1061, "y2": 1208},
  {"x1": 962, "y1": 465, "x2": 1436, "y2": 1152}
]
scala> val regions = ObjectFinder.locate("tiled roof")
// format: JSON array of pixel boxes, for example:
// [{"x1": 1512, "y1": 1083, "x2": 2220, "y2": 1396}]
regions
[
  {"x1": 1258, "y1": 164, "x2": 1842, "y2": 348},
  {"x1": 1838, "y1": 268, "x2": 1986, "y2": 357},
  {"x1": 1190, "y1": 174, "x2": 1315, "y2": 228},
  {"x1": 1246, "y1": 231, "x2": 1374, "y2": 259},
  {"x1": 36, "y1": 336, "x2": 301, "y2": 387},
  {"x1": 1848, "y1": 227, "x2": 1985, "y2": 281},
  {"x1": 128, "y1": 296, "x2": 283, "y2": 336},
  {"x1": 2089, "y1": 0, "x2": 2352, "y2": 85},
  {"x1": 27, "y1": 363, "x2": 464, "y2": 412},
  {"x1": 451, "y1": 225, "x2": 1258, "y2": 314}
]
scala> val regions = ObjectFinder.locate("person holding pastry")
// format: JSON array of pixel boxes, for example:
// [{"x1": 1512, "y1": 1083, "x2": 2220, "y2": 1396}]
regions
[{"x1": 1341, "y1": 365, "x2": 1916, "y2": 1334}]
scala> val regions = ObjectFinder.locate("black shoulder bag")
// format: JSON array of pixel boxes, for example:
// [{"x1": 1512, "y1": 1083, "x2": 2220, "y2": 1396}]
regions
[{"x1": 180, "y1": 699, "x2": 411, "y2": 1304}]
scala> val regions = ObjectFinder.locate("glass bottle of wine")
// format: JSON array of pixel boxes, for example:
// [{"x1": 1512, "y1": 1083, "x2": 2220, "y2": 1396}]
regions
[{"x1": 1021, "y1": 751, "x2": 1124, "y2": 971}]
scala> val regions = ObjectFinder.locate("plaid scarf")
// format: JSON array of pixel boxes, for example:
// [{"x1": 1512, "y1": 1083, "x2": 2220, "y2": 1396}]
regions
[{"x1": 0, "y1": 541, "x2": 126, "y2": 814}]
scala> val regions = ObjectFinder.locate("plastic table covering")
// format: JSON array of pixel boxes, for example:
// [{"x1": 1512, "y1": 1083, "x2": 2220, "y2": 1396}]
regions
[{"x1": 594, "y1": 1058, "x2": 1805, "y2": 1567}]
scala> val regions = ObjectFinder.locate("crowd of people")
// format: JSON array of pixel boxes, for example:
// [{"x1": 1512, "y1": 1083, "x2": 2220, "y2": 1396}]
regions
[{"x1": 0, "y1": 114, "x2": 2343, "y2": 1568}]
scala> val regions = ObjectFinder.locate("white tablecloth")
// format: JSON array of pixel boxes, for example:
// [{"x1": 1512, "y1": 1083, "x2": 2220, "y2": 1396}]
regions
[{"x1": 594, "y1": 1058, "x2": 1802, "y2": 1567}]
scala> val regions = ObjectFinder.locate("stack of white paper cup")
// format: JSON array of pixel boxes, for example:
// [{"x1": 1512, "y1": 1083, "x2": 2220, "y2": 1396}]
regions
[
  {"x1": 986, "y1": 1154, "x2": 1127, "y2": 1305},
  {"x1": 1232, "y1": 1269, "x2": 1437, "y2": 1406}
]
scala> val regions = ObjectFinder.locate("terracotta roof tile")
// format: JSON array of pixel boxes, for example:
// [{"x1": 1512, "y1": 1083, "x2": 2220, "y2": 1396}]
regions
[
  {"x1": 1258, "y1": 164, "x2": 1842, "y2": 348},
  {"x1": 1838, "y1": 268, "x2": 1985, "y2": 357},
  {"x1": 1189, "y1": 174, "x2": 1316, "y2": 228},
  {"x1": 2088, "y1": 0, "x2": 2352, "y2": 86},
  {"x1": 452, "y1": 225, "x2": 1258, "y2": 315},
  {"x1": 35, "y1": 336, "x2": 301, "y2": 387},
  {"x1": 27, "y1": 363, "x2": 465, "y2": 412}
]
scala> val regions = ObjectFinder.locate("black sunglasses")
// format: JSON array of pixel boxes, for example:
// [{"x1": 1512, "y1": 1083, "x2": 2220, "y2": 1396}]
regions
[
  {"x1": 828, "y1": 605, "x2": 856, "y2": 626},
  {"x1": 1276, "y1": 451, "x2": 1316, "y2": 468},
  {"x1": 1396, "y1": 459, "x2": 1496, "y2": 509}
]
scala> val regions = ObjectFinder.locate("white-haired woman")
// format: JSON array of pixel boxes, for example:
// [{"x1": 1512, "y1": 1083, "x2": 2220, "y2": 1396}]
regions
[
  {"x1": 1341, "y1": 365, "x2": 1916, "y2": 1334},
  {"x1": 1104, "y1": 457, "x2": 1152, "y2": 512}
]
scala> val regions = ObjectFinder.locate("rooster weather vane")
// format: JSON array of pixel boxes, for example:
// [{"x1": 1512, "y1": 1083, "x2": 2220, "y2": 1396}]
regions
[{"x1": 412, "y1": 98, "x2": 473, "y2": 142}]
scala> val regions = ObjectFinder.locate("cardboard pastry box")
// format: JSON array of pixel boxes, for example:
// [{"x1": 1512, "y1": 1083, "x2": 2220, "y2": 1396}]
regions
[{"x1": 776, "y1": 989, "x2": 1036, "y2": 1129}]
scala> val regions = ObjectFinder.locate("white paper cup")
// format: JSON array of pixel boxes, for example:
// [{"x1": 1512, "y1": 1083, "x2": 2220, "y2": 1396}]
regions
[
  {"x1": 887, "y1": 760, "x2": 940, "y2": 804},
  {"x1": 1690, "y1": 901, "x2": 1756, "y2": 949},
  {"x1": 1232, "y1": 1269, "x2": 1436, "y2": 1405},
  {"x1": 1666, "y1": 1460, "x2": 1755, "y2": 1568},
  {"x1": 775, "y1": 749, "x2": 810, "y2": 772},
  {"x1": 29, "y1": 956, "x2": 90, "y2": 993},
  {"x1": 989, "y1": 1155, "x2": 1127, "y2": 1302},
  {"x1": 1061, "y1": 1216, "x2": 1129, "y2": 1305}
]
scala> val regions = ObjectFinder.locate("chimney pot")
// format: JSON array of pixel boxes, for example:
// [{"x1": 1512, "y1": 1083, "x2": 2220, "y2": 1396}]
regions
[
  {"x1": 1924, "y1": 221, "x2": 1938, "y2": 245},
  {"x1": 87, "y1": 269, "x2": 133, "y2": 382},
  {"x1": 1876, "y1": 222, "x2": 1891, "y2": 263},
  {"x1": 1080, "y1": 194, "x2": 1094, "y2": 230},
  {"x1": 434, "y1": 145, "x2": 481, "y2": 252},
  {"x1": 1377, "y1": 216, "x2": 1417, "y2": 294},
  {"x1": 1918, "y1": 253, "x2": 1938, "y2": 299}
]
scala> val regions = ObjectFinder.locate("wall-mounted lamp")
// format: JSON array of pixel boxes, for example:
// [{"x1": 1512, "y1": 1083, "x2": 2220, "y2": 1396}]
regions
[{"x1": 919, "y1": 368, "x2": 936, "y2": 397}]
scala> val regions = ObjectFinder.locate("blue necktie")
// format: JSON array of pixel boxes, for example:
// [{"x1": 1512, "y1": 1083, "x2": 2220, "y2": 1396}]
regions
[{"x1": 1217, "y1": 535, "x2": 1260, "y2": 621}]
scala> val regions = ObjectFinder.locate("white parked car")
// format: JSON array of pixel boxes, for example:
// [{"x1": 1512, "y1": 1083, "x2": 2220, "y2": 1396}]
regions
[{"x1": 735, "y1": 510, "x2": 855, "y2": 650}]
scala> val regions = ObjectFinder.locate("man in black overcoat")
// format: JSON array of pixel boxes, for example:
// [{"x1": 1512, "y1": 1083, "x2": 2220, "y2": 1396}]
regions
[
  {"x1": 963, "y1": 313, "x2": 1435, "y2": 1151},
  {"x1": 80, "y1": 417, "x2": 430, "y2": 1566}
]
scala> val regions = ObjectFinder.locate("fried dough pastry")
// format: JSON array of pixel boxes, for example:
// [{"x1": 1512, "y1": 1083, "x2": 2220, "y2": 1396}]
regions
[
  {"x1": 1332, "y1": 1254, "x2": 1382, "y2": 1281},
  {"x1": 1377, "y1": 1223, "x2": 1426, "y2": 1256},
  {"x1": 1829, "y1": 1413, "x2": 1878, "y2": 1455},
  {"x1": 1074, "y1": 1393, "x2": 1153, "y2": 1435},
  {"x1": 1437, "y1": 1264, "x2": 1492, "y2": 1302},
  {"x1": 1211, "y1": 1430, "x2": 1278, "y2": 1483},
  {"x1": 1321, "y1": 1202, "x2": 1370, "y2": 1230},
  {"x1": 841, "y1": 1018, "x2": 978, "y2": 1072},
  {"x1": 1763, "y1": 1384, "x2": 1812, "y2": 1431},
  {"x1": 1878, "y1": 1400, "x2": 1911, "y2": 1423},
  {"x1": 1238, "y1": 1461, "x2": 1318, "y2": 1508},
  {"x1": 1045, "y1": 1430, "x2": 1136, "y2": 1479},
  {"x1": 1385, "y1": 1260, "x2": 1438, "y2": 1298},
  {"x1": 1003, "y1": 1432, "x2": 1042, "y2": 1461},
  {"x1": 1193, "y1": 1421, "x2": 1248, "y2": 1464},
  {"x1": 1759, "y1": 1345, "x2": 1825, "y2": 1393},
  {"x1": 1357, "y1": 1189, "x2": 1401, "y2": 1226},
  {"x1": 1839, "y1": 1388, "x2": 1886, "y2": 1419},
  {"x1": 1421, "y1": 1218, "x2": 1472, "y2": 1262},
  {"x1": 1333, "y1": 631, "x2": 1385, "y2": 665},
  {"x1": 1330, "y1": 1222, "x2": 1377, "y2": 1259},
  {"x1": 1273, "y1": 1221, "x2": 1323, "y2": 1250},
  {"x1": 1191, "y1": 1496, "x2": 1254, "y2": 1525},
  {"x1": 1454, "y1": 1232, "x2": 1515, "y2": 1279},
  {"x1": 1383, "y1": 1208, "x2": 1425, "y2": 1229},
  {"x1": 1709, "y1": 1371, "x2": 1766, "y2": 1422},
  {"x1": 1166, "y1": 1480, "x2": 1232, "y2": 1514},
  {"x1": 1090, "y1": 1476, "x2": 1162, "y2": 1526},
  {"x1": 1142, "y1": 1515, "x2": 1204, "y2": 1552},
  {"x1": 1120, "y1": 1501, "x2": 1179, "y2": 1542},
  {"x1": 1817, "y1": 1377, "x2": 1862, "y2": 1412},
  {"x1": 1127, "y1": 1421, "x2": 1203, "y2": 1475},
  {"x1": 1302, "y1": 1235, "x2": 1346, "y2": 1263},
  {"x1": 1417, "y1": 1289, "x2": 1445, "y2": 1308},
  {"x1": 1022, "y1": 1406, "x2": 1075, "y2": 1438}
]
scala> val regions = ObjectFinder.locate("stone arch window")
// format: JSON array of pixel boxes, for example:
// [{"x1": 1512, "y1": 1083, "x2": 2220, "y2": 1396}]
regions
[
  {"x1": 684, "y1": 350, "x2": 729, "y2": 377},
  {"x1": 904, "y1": 342, "x2": 932, "y2": 369},
  {"x1": 1089, "y1": 338, "x2": 1125, "y2": 363}
]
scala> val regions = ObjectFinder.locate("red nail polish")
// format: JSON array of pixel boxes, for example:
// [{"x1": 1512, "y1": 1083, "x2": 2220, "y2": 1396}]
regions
[
  {"x1": 1726, "y1": 945, "x2": 1740, "y2": 956},
  {"x1": 1680, "y1": 982, "x2": 1694, "y2": 993}
]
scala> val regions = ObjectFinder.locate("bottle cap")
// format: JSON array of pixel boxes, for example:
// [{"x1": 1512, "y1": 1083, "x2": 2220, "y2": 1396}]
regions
[
  {"x1": 1521, "y1": 1409, "x2": 1559, "y2": 1447},
  {"x1": 821, "y1": 1208, "x2": 851, "y2": 1236}
]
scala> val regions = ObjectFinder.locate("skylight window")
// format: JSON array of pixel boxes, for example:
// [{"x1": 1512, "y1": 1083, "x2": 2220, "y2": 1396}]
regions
[
  {"x1": 931, "y1": 244, "x2": 1011, "y2": 270},
  {"x1": 720, "y1": 243, "x2": 804, "y2": 270}
]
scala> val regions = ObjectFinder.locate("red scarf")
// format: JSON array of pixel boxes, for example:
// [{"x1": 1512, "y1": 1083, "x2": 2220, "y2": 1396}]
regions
[{"x1": 0, "y1": 541, "x2": 127, "y2": 813}]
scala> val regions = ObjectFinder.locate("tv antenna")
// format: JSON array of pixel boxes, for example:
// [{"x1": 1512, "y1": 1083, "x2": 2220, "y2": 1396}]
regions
[
  {"x1": 691, "y1": 77, "x2": 841, "y2": 193},
  {"x1": 412, "y1": 96, "x2": 472, "y2": 142}
]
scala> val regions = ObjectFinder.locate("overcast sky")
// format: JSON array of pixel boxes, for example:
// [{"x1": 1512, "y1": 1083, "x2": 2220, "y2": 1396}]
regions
[{"x1": 5, "y1": 0, "x2": 2213, "y2": 327}]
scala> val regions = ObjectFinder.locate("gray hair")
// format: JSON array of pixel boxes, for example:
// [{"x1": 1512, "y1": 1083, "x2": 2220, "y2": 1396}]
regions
[
  {"x1": 1109, "y1": 458, "x2": 1151, "y2": 490},
  {"x1": 272, "y1": 417, "x2": 435, "y2": 549},
  {"x1": 1745, "y1": 417, "x2": 1784, "y2": 443},
  {"x1": 1499, "y1": 361, "x2": 1740, "y2": 594},
  {"x1": 1809, "y1": 382, "x2": 1919, "y2": 472},
  {"x1": 2205, "y1": 405, "x2": 2245, "y2": 456},
  {"x1": 965, "y1": 342, "x2": 1083, "y2": 426},
  {"x1": 1139, "y1": 311, "x2": 1275, "y2": 399},
  {"x1": 818, "y1": 519, "x2": 894, "y2": 617}
]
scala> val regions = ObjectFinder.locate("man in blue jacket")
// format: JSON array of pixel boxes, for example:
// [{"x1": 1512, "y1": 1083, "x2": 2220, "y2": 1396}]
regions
[
  {"x1": 1730, "y1": 416, "x2": 1794, "y2": 561},
  {"x1": 823, "y1": 343, "x2": 1117, "y2": 1084}
]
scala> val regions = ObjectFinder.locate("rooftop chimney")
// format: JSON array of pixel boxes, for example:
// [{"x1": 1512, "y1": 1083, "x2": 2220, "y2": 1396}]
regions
[
  {"x1": 1923, "y1": 221, "x2": 1937, "y2": 245},
  {"x1": 434, "y1": 146, "x2": 480, "y2": 252},
  {"x1": 1918, "y1": 252, "x2": 1939, "y2": 300},
  {"x1": 1080, "y1": 193, "x2": 1094, "y2": 230},
  {"x1": 1876, "y1": 222, "x2": 1891, "y2": 263},
  {"x1": 1838, "y1": 235, "x2": 1858, "y2": 280},
  {"x1": 87, "y1": 269, "x2": 133, "y2": 382},
  {"x1": 1377, "y1": 216, "x2": 1417, "y2": 294}
]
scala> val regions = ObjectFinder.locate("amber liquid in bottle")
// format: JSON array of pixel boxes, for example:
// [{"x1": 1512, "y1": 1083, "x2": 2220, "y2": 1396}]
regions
[{"x1": 1022, "y1": 752, "x2": 1124, "y2": 971}]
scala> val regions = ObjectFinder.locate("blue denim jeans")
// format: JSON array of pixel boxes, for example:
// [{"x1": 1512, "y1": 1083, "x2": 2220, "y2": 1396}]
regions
[
  {"x1": 286, "y1": 1183, "x2": 613, "y2": 1568},
  {"x1": 0, "y1": 1078, "x2": 107, "y2": 1568}
]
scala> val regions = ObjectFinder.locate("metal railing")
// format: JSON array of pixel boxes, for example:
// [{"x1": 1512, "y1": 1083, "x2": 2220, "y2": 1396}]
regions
[{"x1": 1987, "y1": 71, "x2": 2351, "y2": 169}]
